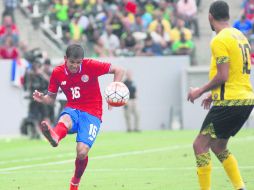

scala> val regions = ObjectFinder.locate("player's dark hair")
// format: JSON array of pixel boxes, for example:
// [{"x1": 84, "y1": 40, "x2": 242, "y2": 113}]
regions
[
  {"x1": 66, "y1": 44, "x2": 84, "y2": 59},
  {"x1": 209, "y1": 0, "x2": 229, "y2": 21}
]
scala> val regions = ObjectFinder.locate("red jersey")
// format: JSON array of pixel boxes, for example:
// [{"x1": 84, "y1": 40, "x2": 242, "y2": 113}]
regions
[
  {"x1": 0, "y1": 25, "x2": 18, "y2": 36},
  {"x1": 48, "y1": 59, "x2": 111, "y2": 120},
  {"x1": 0, "y1": 46, "x2": 18, "y2": 59}
]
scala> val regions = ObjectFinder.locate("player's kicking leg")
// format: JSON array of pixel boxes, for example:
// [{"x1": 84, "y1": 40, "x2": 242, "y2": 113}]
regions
[
  {"x1": 40, "y1": 118, "x2": 69, "y2": 147},
  {"x1": 40, "y1": 121, "x2": 59, "y2": 147}
]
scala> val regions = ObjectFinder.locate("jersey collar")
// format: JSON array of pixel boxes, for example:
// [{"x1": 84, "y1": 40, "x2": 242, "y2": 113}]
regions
[{"x1": 64, "y1": 61, "x2": 82, "y2": 75}]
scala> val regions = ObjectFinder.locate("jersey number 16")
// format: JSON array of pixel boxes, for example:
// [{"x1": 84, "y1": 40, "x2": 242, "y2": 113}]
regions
[{"x1": 70, "y1": 87, "x2": 81, "y2": 99}]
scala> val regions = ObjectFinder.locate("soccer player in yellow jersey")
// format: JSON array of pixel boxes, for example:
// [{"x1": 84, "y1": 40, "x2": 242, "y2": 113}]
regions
[{"x1": 187, "y1": 1, "x2": 254, "y2": 190}]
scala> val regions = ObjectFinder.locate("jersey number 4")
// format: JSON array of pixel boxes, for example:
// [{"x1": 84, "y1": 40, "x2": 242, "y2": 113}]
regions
[
  {"x1": 239, "y1": 43, "x2": 251, "y2": 74},
  {"x1": 70, "y1": 87, "x2": 80, "y2": 99}
]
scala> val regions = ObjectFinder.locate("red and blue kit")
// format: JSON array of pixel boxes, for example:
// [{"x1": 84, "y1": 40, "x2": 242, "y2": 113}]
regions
[{"x1": 48, "y1": 59, "x2": 111, "y2": 120}]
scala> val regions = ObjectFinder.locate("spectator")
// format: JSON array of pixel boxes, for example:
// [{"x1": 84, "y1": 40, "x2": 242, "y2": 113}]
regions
[
  {"x1": 0, "y1": 18, "x2": 19, "y2": 46},
  {"x1": 144, "y1": 0, "x2": 156, "y2": 15},
  {"x1": 93, "y1": 38, "x2": 112, "y2": 57},
  {"x1": 243, "y1": 0, "x2": 254, "y2": 22},
  {"x1": 150, "y1": 22, "x2": 171, "y2": 51},
  {"x1": 91, "y1": 0, "x2": 107, "y2": 17},
  {"x1": 177, "y1": 0, "x2": 199, "y2": 37},
  {"x1": 123, "y1": 70, "x2": 140, "y2": 132},
  {"x1": 158, "y1": 0, "x2": 175, "y2": 23},
  {"x1": 68, "y1": 14, "x2": 84, "y2": 43},
  {"x1": 132, "y1": 13, "x2": 146, "y2": 32},
  {"x1": 172, "y1": 32, "x2": 194, "y2": 55},
  {"x1": 0, "y1": 36, "x2": 19, "y2": 59},
  {"x1": 170, "y1": 18, "x2": 192, "y2": 43},
  {"x1": 137, "y1": 34, "x2": 163, "y2": 56},
  {"x1": 233, "y1": 14, "x2": 252, "y2": 36},
  {"x1": 140, "y1": 8, "x2": 153, "y2": 30},
  {"x1": 99, "y1": 25, "x2": 120, "y2": 56},
  {"x1": 0, "y1": 15, "x2": 18, "y2": 38},
  {"x1": 23, "y1": 62, "x2": 49, "y2": 139},
  {"x1": 2, "y1": 0, "x2": 18, "y2": 23},
  {"x1": 77, "y1": 12, "x2": 90, "y2": 32},
  {"x1": 118, "y1": 28, "x2": 137, "y2": 56},
  {"x1": 52, "y1": 0, "x2": 69, "y2": 22},
  {"x1": 125, "y1": 1, "x2": 137, "y2": 15},
  {"x1": 106, "y1": 12, "x2": 124, "y2": 38},
  {"x1": 249, "y1": 37, "x2": 254, "y2": 64},
  {"x1": 149, "y1": 10, "x2": 171, "y2": 36},
  {"x1": 122, "y1": 11, "x2": 135, "y2": 31}
]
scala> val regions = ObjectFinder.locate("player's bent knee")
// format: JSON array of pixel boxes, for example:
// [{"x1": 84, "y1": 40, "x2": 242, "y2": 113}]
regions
[
  {"x1": 58, "y1": 114, "x2": 72, "y2": 129},
  {"x1": 77, "y1": 151, "x2": 88, "y2": 160},
  {"x1": 193, "y1": 139, "x2": 208, "y2": 154}
]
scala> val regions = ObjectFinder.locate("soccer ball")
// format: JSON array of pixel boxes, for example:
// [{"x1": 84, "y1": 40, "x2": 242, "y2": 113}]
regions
[{"x1": 104, "y1": 82, "x2": 130, "y2": 107}]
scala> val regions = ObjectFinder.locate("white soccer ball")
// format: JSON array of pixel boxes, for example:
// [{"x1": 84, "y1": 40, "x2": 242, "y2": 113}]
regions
[{"x1": 104, "y1": 82, "x2": 130, "y2": 107}]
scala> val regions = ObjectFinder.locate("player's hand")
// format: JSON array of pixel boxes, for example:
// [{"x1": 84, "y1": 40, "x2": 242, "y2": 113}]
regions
[
  {"x1": 187, "y1": 87, "x2": 202, "y2": 103},
  {"x1": 33, "y1": 90, "x2": 44, "y2": 103},
  {"x1": 201, "y1": 93, "x2": 212, "y2": 110}
]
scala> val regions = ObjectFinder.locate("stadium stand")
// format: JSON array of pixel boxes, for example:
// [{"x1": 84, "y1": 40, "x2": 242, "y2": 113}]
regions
[{"x1": 18, "y1": 0, "x2": 200, "y2": 64}]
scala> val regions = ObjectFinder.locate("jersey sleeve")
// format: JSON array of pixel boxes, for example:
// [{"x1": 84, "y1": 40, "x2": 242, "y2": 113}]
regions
[
  {"x1": 211, "y1": 37, "x2": 230, "y2": 65},
  {"x1": 48, "y1": 69, "x2": 59, "y2": 94},
  {"x1": 87, "y1": 59, "x2": 111, "y2": 76}
]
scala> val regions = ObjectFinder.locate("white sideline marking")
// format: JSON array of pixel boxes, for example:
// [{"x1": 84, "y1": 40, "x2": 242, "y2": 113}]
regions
[
  {"x1": 0, "y1": 145, "x2": 190, "y2": 166},
  {"x1": 0, "y1": 135, "x2": 253, "y2": 173},
  {"x1": 0, "y1": 144, "x2": 190, "y2": 172},
  {"x1": 1, "y1": 166, "x2": 254, "y2": 175},
  {"x1": 0, "y1": 152, "x2": 74, "y2": 165}
]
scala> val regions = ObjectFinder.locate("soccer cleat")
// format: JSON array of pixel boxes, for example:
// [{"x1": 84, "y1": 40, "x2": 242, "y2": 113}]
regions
[
  {"x1": 70, "y1": 182, "x2": 79, "y2": 190},
  {"x1": 40, "y1": 121, "x2": 59, "y2": 147}
]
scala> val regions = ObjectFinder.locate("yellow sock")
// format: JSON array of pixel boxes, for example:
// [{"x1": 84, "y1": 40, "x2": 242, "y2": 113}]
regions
[
  {"x1": 216, "y1": 150, "x2": 245, "y2": 190},
  {"x1": 196, "y1": 152, "x2": 212, "y2": 190}
]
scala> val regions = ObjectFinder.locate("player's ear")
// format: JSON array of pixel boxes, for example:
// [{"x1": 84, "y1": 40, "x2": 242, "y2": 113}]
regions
[{"x1": 208, "y1": 13, "x2": 213, "y2": 23}]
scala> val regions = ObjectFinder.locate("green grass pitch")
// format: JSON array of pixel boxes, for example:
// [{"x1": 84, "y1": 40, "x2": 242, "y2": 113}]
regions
[{"x1": 1, "y1": 129, "x2": 254, "y2": 190}]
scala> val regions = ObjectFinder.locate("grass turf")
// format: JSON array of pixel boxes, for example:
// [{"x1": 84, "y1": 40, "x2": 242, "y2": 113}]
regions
[{"x1": 1, "y1": 129, "x2": 254, "y2": 190}]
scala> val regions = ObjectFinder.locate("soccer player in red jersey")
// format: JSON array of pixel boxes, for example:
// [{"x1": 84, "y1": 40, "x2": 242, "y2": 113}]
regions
[{"x1": 33, "y1": 44, "x2": 124, "y2": 190}]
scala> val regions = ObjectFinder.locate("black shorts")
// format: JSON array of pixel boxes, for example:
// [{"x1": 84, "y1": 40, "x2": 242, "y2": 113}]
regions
[{"x1": 201, "y1": 105, "x2": 253, "y2": 139}]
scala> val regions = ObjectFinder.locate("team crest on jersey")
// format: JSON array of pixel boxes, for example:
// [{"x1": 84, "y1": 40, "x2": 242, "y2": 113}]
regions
[{"x1": 81, "y1": 75, "x2": 89, "y2": 82}]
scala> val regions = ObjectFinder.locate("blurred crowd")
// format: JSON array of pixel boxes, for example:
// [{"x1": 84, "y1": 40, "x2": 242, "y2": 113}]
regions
[
  {"x1": 21, "y1": 0, "x2": 200, "y2": 59},
  {"x1": 0, "y1": 0, "x2": 19, "y2": 59},
  {"x1": 236, "y1": 0, "x2": 254, "y2": 64}
]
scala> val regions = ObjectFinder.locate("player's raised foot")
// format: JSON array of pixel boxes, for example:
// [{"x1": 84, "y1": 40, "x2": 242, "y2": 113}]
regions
[
  {"x1": 40, "y1": 121, "x2": 59, "y2": 147},
  {"x1": 70, "y1": 182, "x2": 79, "y2": 190}
]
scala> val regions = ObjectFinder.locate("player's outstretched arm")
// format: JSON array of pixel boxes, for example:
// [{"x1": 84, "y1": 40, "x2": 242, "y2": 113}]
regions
[
  {"x1": 109, "y1": 65, "x2": 125, "y2": 82},
  {"x1": 33, "y1": 90, "x2": 56, "y2": 105}
]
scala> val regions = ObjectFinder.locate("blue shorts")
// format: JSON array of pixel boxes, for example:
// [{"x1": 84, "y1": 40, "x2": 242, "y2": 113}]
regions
[{"x1": 59, "y1": 107, "x2": 101, "y2": 148}]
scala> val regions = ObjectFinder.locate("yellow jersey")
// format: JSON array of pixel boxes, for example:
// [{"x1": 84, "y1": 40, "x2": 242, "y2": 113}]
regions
[{"x1": 209, "y1": 28, "x2": 254, "y2": 106}]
